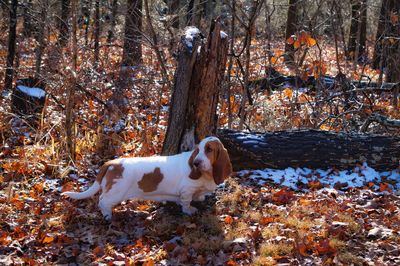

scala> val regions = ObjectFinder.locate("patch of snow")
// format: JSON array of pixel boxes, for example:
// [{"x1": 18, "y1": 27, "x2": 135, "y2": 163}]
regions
[
  {"x1": 17, "y1": 85, "x2": 46, "y2": 99},
  {"x1": 367, "y1": 226, "x2": 393, "y2": 239},
  {"x1": 242, "y1": 163, "x2": 400, "y2": 191},
  {"x1": 220, "y1": 31, "x2": 228, "y2": 39},
  {"x1": 184, "y1": 26, "x2": 200, "y2": 51}
]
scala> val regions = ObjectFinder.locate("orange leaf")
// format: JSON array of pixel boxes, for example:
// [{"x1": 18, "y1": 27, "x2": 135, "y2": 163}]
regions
[
  {"x1": 297, "y1": 242, "x2": 308, "y2": 256},
  {"x1": 41, "y1": 235, "x2": 55, "y2": 244},
  {"x1": 379, "y1": 182, "x2": 391, "y2": 192},
  {"x1": 293, "y1": 40, "x2": 301, "y2": 49},
  {"x1": 270, "y1": 56, "x2": 278, "y2": 64},
  {"x1": 272, "y1": 188, "x2": 295, "y2": 205},
  {"x1": 61, "y1": 182, "x2": 75, "y2": 193},
  {"x1": 283, "y1": 88, "x2": 293, "y2": 98},
  {"x1": 0, "y1": 230, "x2": 11, "y2": 246},
  {"x1": 308, "y1": 180, "x2": 322, "y2": 190},
  {"x1": 143, "y1": 258, "x2": 154, "y2": 266},
  {"x1": 92, "y1": 246, "x2": 104, "y2": 257},
  {"x1": 137, "y1": 204, "x2": 151, "y2": 211},
  {"x1": 227, "y1": 259, "x2": 237, "y2": 266},
  {"x1": 316, "y1": 239, "x2": 336, "y2": 255},
  {"x1": 260, "y1": 216, "x2": 274, "y2": 225},
  {"x1": 34, "y1": 183, "x2": 44, "y2": 193},
  {"x1": 306, "y1": 36, "x2": 316, "y2": 47},
  {"x1": 224, "y1": 215, "x2": 233, "y2": 224},
  {"x1": 11, "y1": 195, "x2": 25, "y2": 210},
  {"x1": 299, "y1": 31, "x2": 309, "y2": 43},
  {"x1": 287, "y1": 36, "x2": 295, "y2": 44},
  {"x1": 11, "y1": 226, "x2": 26, "y2": 240}
]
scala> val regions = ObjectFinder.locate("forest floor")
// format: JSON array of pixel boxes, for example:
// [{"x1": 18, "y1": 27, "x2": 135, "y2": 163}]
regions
[
  {"x1": 0, "y1": 168, "x2": 399, "y2": 265},
  {"x1": 1, "y1": 33, "x2": 400, "y2": 264}
]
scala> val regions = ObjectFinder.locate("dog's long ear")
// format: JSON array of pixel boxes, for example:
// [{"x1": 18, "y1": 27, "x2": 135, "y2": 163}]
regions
[
  {"x1": 188, "y1": 146, "x2": 201, "y2": 179},
  {"x1": 212, "y1": 143, "x2": 232, "y2": 185}
]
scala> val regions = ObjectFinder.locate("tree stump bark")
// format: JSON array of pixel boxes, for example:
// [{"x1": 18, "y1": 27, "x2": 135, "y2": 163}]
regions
[
  {"x1": 162, "y1": 19, "x2": 228, "y2": 155},
  {"x1": 217, "y1": 129, "x2": 400, "y2": 171},
  {"x1": 11, "y1": 78, "x2": 46, "y2": 119}
]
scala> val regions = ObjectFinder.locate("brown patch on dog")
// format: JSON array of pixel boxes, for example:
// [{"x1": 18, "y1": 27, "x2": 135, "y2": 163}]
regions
[
  {"x1": 138, "y1": 167, "x2": 164, "y2": 192},
  {"x1": 188, "y1": 147, "x2": 202, "y2": 179},
  {"x1": 205, "y1": 140, "x2": 232, "y2": 185},
  {"x1": 96, "y1": 159, "x2": 125, "y2": 192}
]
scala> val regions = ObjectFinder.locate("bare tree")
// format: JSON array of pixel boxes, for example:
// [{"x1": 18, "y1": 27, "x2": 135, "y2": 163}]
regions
[
  {"x1": 107, "y1": 0, "x2": 118, "y2": 43},
  {"x1": 284, "y1": 0, "x2": 299, "y2": 64},
  {"x1": 347, "y1": 0, "x2": 367, "y2": 61},
  {"x1": 22, "y1": 0, "x2": 33, "y2": 38},
  {"x1": 66, "y1": 0, "x2": 78, "y2": 160},
  {"x1": 93, "y1": 0, "x2": 100, "y2": 67},
  {"x1": 121, "y1": 0, "x2": 143, "y2": 67},
  {"x1": 4, "y1": 0, "x2": 18, "y2": 92},
  {"x1": 34, "y1": 0, "x2": 49, "y2": 79},
  {"x1": 58, "y1": 0, "x2": 70, "y2": 46}
]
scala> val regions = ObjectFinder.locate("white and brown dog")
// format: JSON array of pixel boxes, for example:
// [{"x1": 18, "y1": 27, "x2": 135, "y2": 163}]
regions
[{"x1": 62, "y1": 136, "x2": 232, "y2": 220}]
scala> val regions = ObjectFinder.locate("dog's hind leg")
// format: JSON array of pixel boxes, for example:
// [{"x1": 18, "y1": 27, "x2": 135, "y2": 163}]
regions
[{"x1": 98, "y1": 193, "x2": 122, "y2": 221}]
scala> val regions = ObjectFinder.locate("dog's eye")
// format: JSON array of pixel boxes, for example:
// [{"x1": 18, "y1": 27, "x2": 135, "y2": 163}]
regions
[{"x1": 206, "y1": 147, "x2": 213, "y2": 153}]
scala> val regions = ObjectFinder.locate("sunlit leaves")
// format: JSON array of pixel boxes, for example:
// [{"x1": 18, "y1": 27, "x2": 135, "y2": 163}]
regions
[{"x1": 287, "y1": 31, "x2": 317, "y2": 49}]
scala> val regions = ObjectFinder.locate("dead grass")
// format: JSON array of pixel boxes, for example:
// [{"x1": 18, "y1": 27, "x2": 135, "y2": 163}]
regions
[
  {"x1": 259, "y1": 242, "x2": 293, "y2": 257},
  {"x1": 337, "y1": 251, "x2": 364, "y2": 265},
  {"x1": 253, "y1": 256, "x2": 277, "y2": 266},
  {"x1": 261, "y1": 225, "x2": 282, "y2": 239},
  {"x1": 225, "y1": 221, "x2": 252, "y2": 240}
]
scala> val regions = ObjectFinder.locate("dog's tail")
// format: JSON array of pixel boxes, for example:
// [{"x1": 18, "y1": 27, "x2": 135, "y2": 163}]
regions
[{"x1": 62, "y1": 162, "x2": 111, "y2": 200}]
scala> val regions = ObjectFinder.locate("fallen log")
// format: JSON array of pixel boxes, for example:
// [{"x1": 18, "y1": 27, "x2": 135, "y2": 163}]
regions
[
  {"x1": 217, "y1": 129, "x2": 400, "y2": 171},
  {"x1": 249, "y1": 68, "x2": 399, "y2": 92}
]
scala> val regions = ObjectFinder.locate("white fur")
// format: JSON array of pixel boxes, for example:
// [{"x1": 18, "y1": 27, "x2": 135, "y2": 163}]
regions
[{"x1": 62, "y1": 137, "x2": 223, "y2": 220}]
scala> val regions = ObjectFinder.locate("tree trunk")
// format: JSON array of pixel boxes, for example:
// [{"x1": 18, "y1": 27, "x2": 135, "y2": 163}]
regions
[
  {"x1": 35, "y1": 0, "x2": 49, "y2": 79},
  {"x1": 111, "y1": 0, "x2": 142, "y2": 109},
  {"x1": 347, "y1": 0, "x2": 367, "y2": 61},
  {"x1": 372, "y1": 0, "x2": 400, "y2": 70},
  {"x1": 359, "y1": 0, "x2": 367, "y2": 59},
  {"x1": 107, "y1": 0, "x2": 118, "y2": 43},
  {"x1": 93, "y1": 0, "x2": 100, "y2": 67},
  {"x1": 4, "y1": 0, "x2": 18, "y2": 92},
  {"x1": 121, "y1": 0, "x2": 142, "y2": 67},
  {"x1": 385, "y1": 1, "x2": 400, "y2": 83},
  {"x1": 284, "y1": 0, "x2": 299, "y2": 64},
  {"x1": 22, "y1": 0, "x2": 33, "y2": 38},
  {"x1": 217, "y1": 129, "x2": 400, "y2": 171},
  {"x1": 1, "y1": 0, "x2": 8, "y2": 27},
  {"x1": 58, "y1": 0, "x2": 70, "y2": 46},
  {"x1": 81, "y1": 0, "x2": 92, "y2": 46},
  {"x1": 162, "y1": 20, "x2": 228, "y2": 155},
  {"x1": 167, "y1": 0, "x2": 180, "y2": 28},
  {"x1": 66, "y1": 0, "x2": 78, "y2": 160}
]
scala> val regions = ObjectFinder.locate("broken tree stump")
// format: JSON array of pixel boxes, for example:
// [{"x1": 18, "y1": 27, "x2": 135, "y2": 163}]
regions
[
  {"x1": 162, "y1": 19, "x2": 228, "y2": 155},
  {"x1": 11, "y1": 77, "x2": 46, "y2": 121},
  {"x1": 217, "y1": 129, "x2": 400, "y2": 171}
]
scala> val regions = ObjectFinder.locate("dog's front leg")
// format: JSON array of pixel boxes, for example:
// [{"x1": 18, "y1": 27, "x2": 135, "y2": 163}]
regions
[{"x1": 179, "y1": 191, "x2": 197, "y2": 215}]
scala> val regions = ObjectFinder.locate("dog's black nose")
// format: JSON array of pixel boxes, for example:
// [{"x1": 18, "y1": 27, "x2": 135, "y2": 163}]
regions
[{"x1": 193, "y1": 160, "x2": 201, "y2": 167}]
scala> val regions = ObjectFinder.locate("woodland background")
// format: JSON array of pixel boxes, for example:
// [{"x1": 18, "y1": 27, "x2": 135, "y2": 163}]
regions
[{"x1": 0, "y1": 0, "x2": 400, "y2": 265}]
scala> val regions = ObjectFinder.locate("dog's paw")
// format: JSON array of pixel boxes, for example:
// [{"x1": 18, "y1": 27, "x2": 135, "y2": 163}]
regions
[{"x1": 182, "y1": 206, "x2": 198, "y2": 215}]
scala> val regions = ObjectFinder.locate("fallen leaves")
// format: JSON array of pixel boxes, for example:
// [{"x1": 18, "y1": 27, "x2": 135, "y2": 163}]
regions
[{"x1": 271, "y1": 188, "x2": 296, "y2": 205}]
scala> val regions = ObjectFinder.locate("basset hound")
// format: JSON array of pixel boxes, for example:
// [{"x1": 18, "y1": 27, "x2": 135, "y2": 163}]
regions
[{"x1": 62, "y1": 136, "x2": 232, "y2": 220}]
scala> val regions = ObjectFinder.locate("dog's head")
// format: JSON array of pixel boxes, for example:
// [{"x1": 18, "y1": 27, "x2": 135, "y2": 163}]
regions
[{"x1": 188, "y1": 136, "x2": 232, "y2": 185}]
